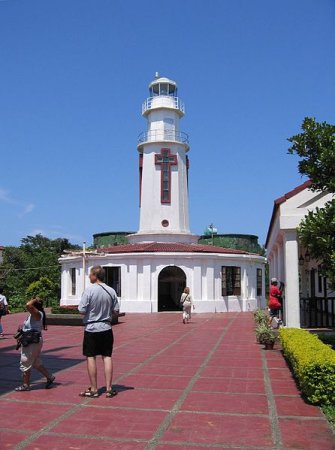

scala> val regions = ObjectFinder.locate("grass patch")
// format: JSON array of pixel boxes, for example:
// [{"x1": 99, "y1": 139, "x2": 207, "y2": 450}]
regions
[{"x1": 322, "y1": 404, "x2": 335, "y2": 428}]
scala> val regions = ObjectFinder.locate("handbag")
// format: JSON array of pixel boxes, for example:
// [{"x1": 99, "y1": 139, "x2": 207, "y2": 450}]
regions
[{"x1": 14, "y1": 327, "x2": 41, "y2": 350}]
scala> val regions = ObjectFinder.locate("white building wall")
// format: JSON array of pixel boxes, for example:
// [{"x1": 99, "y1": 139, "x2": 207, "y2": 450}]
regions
[{"x1": 59, "y1": 253, "x2": 266, "y2": 313}]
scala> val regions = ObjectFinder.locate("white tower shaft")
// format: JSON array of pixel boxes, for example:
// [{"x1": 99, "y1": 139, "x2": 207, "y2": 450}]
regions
[{"x1": 128, "y1": 76, "x2": 197, "y2": 244}]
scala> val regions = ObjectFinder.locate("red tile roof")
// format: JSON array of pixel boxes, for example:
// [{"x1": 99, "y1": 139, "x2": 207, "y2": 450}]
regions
[
  {"x1": 274, "y1": 180, "x2": 312, "y2": 206},
  {"x1": 98, "y1": 242, "x2": 253, "y2": 255},
  {"x1": 265, "y1": 180, "x2": 312, "y2": 247}
]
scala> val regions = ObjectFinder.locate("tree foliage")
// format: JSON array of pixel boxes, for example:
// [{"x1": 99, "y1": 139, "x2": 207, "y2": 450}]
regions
[
  {"x1": 288, "y1": 117, "x2": 335, "y2": 288},
  {"x1": 288, "y1": 117, "x2": 335, "y2": 193},
  {"x1": 26, "y1": 276, "x2": 56, "y2": 306},
  {"x1": 0, "y1": 235, "x2": 80, "y2": 309}
]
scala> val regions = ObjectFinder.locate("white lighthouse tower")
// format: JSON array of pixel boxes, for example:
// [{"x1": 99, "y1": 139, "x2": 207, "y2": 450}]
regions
[{"x1": 129, "y1": 73, "x2": 198, "y2": 244}]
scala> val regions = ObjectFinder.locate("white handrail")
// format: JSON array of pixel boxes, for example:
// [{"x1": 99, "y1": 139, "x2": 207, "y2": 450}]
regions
[
  {"x1": 142, "y1": 96, "x2": 185, "y2": 114},
  {"x1": 138, "y1": 130, "x2": 189, "y2": 145}
]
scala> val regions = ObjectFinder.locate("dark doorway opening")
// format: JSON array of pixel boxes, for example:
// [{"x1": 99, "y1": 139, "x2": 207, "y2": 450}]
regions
[
  {"x1": 104, "y1": 266, "x2": 121, "y2": 296},
  {"x1": 158, "y1": 266, "x2": 186, "y2": 311}
]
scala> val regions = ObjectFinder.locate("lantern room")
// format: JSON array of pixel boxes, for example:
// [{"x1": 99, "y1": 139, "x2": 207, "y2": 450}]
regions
[{"x1": 149, "y1": 73, "x2": 178, "y2": 97}]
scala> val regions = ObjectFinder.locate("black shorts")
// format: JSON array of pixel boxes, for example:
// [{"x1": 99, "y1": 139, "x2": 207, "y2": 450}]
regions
[
  {"x1": 269, "y1": 308, "x2": 280, "y2": 317},
  {"x1": 83, "y1": 329, "x2": 114, "y2": 357}
]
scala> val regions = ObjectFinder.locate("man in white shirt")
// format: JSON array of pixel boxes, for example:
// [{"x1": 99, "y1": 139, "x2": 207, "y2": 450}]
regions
[
  {"x1": 78, "y1": 266, "x2": 119, "y2": 398},
  {"x1": 0, "y1": 288, "x2": 8, "y2": 338}
]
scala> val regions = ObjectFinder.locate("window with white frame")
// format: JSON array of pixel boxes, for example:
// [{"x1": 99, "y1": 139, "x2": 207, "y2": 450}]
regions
[
  {"x1": 70, "y1": 268, "x2": 76, "y2": 296},
  {"x1": 221, "y1": 266, "x2": 241, "y2": 296},
  {"x1": 257, "y1": 268, "x2": 262, "y2": 296}
]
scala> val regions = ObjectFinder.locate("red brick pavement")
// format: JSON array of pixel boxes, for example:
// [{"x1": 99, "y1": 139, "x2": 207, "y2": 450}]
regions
[{"x1": 0, "y1": 311, "x2": 334, "y2": 449}]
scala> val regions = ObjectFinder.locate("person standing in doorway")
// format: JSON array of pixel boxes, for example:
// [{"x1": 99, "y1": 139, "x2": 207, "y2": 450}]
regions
[
  {"x1": 0, "y1": 288, "x2": 9, "y2": 338},
  {"x1": 78, "y1": 266, "x2": 119, "y2": 398},
  {"x1": 180, "y1": 287, "x2": 194, "y2": 324}
]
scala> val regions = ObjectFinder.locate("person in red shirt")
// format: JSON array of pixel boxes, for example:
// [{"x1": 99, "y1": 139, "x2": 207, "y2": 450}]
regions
[{"x1": 268, "y1": 278, "x2": 282, "y2": 326}]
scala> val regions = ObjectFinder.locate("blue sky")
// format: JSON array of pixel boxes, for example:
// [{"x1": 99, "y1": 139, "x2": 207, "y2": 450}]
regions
[{"x1": 1, "y1": 0, "x2": 334, "y2": 247}]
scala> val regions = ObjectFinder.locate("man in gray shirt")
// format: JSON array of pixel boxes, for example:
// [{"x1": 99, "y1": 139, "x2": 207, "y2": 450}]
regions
[{"x1": 78, "y1": 266, "x2": 119, "y2": 398}]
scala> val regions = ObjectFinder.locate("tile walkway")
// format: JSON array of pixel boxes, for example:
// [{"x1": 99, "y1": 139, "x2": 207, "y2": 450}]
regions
[{"x1": 0, "y1": 311, "x2": 334, "y2": 449}]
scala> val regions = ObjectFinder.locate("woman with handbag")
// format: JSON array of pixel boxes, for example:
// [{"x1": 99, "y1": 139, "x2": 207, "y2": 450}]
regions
[
  {"x1": 180, "y1": 287, "x2": 194, "y2": 324},
  {"x1": 0, "y1": 288, "x2": 9, "y2": 338},
  {"x1": 15, "y1": 297, "x2": 55, "y2": 392}
]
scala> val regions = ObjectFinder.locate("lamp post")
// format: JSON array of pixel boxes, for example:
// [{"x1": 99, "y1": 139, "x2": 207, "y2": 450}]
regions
[{"x1": 82, "y1": 241, "x2": 86, "y2": 291}]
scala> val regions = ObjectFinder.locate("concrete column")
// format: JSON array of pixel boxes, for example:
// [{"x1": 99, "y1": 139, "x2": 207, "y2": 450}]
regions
[
  {"x1": 268, "y1": 254, "x2": 273, "y2": 280},
  {"x1": 277, "y1": 244, "x2": 283, "y2": 282},
  {"x1": 273, "y1": 246, "x2": 278, "y2": 279},
  {"x1": 284, "y1": 230, "x2": 300, "y2": 328}
]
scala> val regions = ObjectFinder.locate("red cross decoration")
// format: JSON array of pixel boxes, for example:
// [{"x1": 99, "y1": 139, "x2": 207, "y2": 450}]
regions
[{"x1": 155, "y1": 148, "x2": 177, "y2": 204}]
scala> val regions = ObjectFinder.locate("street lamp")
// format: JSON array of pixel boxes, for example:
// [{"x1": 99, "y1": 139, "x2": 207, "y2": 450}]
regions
[
  {"x1": 305, "y1": 250, "x2": 311, "y2": 263},
  {"x1": 299, "y1": 254, "x2": 304, "y2": 266}
]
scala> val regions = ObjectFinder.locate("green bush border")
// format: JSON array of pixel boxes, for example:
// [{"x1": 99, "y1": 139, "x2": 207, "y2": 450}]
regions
[
  {"x1": 51, "y1": 306, "x2": 80, "y2": 315},
  {"x1": 280, "y1": 328, "x2": 335, "y2": 405}
]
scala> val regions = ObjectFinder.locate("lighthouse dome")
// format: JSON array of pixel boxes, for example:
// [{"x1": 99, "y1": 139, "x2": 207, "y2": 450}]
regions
[{"x1": 149, "y1": 74, "x2": 177, "y2": 97}]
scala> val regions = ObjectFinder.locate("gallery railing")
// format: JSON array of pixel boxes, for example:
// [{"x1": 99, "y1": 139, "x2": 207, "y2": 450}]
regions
[
  {"x1": 300, "y1": 297, "x2": 335, "y2": 328},
  {"x1": 137, "y1": 130, "x2": 189, "y2": 145}
]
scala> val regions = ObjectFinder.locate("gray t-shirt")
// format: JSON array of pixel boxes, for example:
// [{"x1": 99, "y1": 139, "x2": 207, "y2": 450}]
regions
[
  {"x1": 0, "y1": 294, "x2": 8, "y2": 307},
  {"x1": 78, "y1": 283, "x2": 119, "y2": 333},
  {"x1": 23, "y1": 311, "x2": 43, "y2": 332}
]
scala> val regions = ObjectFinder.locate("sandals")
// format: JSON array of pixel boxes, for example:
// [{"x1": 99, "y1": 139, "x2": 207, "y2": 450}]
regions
[
  {"x1": 79, "y1": 389, "x2": 99, "y2": 398},
  {"x1": 45, "y1": 376, "x2": 55, "y2": 389},
  {"x1": 79, "y1": 387, "x2": 118, "y2": 398},
  {"x1": 15, "y1": 385, "x2": 30, "y2": 392},
  {"x1": 106, "y1": 389, "x2": 118, "y2": 398}
]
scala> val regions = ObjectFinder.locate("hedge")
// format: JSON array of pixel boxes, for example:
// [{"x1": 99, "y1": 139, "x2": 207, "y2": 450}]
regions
[
  {"x1": 280, "y1": 328, "x2": 335, "y2": 405},
  {"x1": 51, "y1": 306, "x2": 81, "y2": 315}
]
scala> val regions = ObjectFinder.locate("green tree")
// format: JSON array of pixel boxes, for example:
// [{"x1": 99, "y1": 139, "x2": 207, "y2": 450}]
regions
[
  {"x1": 288, "y1": 117, "x2": 335, "y2": 287},
  {"x1": 0, "y1": 234, "x2": 80, "y2": 309},
  {"x1": 26, "y1": 276, "x2": 56, "y2": 306}
]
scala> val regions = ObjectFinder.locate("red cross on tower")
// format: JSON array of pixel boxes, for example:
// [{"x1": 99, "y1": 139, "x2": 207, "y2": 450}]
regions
[{"x1": 155, "y1": 148, "x2": 177, "y2": 204}]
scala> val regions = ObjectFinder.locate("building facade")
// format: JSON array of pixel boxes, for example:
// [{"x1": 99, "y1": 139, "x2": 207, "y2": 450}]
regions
[
  {"x1": 60, "y1": 75, "x2": 266, "y2": 313},
  {"x1": 266, "y1": 180, "x2": 334, "y2": 328}
]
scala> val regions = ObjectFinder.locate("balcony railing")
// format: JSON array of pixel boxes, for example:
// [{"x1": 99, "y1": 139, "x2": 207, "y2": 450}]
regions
[
  {"x1": 137, "y1": 130, "x2": 189, "y2": 146},
  {"x1": 142, "y1": 96, "x2": 185, "y2": 115},
  {"x1": 300, "y1": 296, "x2": 335, "y2": 328}
]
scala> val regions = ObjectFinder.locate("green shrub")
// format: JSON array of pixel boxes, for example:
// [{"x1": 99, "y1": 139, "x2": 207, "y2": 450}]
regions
[
  {"x1": 256, "y1": 324, "x2": 277, "y2": 344},
  {"x1": 26, "y1": 277, "x2": 56, "y2": 306},
  {"x1": 253, "y1": 308, "x2": 268, "y2": 325},
  {"x1": 280, "y1": 328, "x2": 335, "y2": 405},
  {"x1": 7, "y1": 294, "x2": 27, "y2": 311},
  {"x1": 51, "y1": 305, "x2": 80, "y2": 315}
]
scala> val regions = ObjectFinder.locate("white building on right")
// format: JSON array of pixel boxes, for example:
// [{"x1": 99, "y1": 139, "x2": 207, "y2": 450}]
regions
[{"x1": 266, "y1": 180, "x2": 334, "y2": 328}]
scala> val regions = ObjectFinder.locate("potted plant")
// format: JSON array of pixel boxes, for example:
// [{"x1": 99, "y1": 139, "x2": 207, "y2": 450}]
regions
[
  {"x1": 253, "y1": 309, "x2": 268, "y2": 326},
  {"x1": 255, "y1": 324, "x2": 277, "y2": 349}
]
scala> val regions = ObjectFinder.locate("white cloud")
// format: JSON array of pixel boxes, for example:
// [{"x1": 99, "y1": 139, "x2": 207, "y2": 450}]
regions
[
  {"x1": 28, "y1": 226, "x2": 85, "y2": 243},
  {"x1": 0, "y1": 187, "x2": 35, "y2": 218},
  {"x1": 18, "y1": 203, "x2": 35, "y2": 218}
]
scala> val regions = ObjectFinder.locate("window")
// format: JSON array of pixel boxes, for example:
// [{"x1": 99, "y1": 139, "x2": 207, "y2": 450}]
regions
[
  {"x1": 70, "y1": 268, "x2": 76, "y2": 296},
  {"x1": 221, "y1": 266, "x2": 241, "y2": 296},
  {"x1": 257, "y1": 268, "x2": 262, "y2": 296},
  {"x1": 104, "y1": 266, "x2": 121, "y2": 297}
]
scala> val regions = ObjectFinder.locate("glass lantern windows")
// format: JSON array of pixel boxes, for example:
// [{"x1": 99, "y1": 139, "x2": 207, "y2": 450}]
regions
[{"x1": 150, "y1": 83, "x2": 177, "y2": 97}]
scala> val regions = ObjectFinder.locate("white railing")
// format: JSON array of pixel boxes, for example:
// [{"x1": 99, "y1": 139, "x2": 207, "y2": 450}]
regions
[
  {"x1": 142, "y1": 96, "x2": 185, "y2": 115},
  {"x1": 137, "y1": 130, "x2": 189, "y2": 145}
]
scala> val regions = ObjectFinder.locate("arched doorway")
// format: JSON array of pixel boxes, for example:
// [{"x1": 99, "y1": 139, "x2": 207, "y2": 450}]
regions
[{"x1": 158, "y1": 266, "x2": 186, "y2": 311}]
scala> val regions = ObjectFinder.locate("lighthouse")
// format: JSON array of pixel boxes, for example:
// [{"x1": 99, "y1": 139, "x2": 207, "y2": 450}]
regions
[
  {"x1": 60, "y1": 74, "x2": 266, "y2": 314},
  {"x1": 128, "y1": 74, "x2": 198, "y2": 244}
]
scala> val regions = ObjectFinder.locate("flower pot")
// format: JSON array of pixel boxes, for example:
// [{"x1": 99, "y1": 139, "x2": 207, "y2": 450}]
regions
[{"x1": 264, "y1": 342, "x2": 275, "y2": 350}]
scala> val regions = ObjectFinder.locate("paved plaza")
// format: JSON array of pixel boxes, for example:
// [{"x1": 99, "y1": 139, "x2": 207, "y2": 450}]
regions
[{"x1": 0, "y1": 311, "x2": 334, "y2": 449}]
